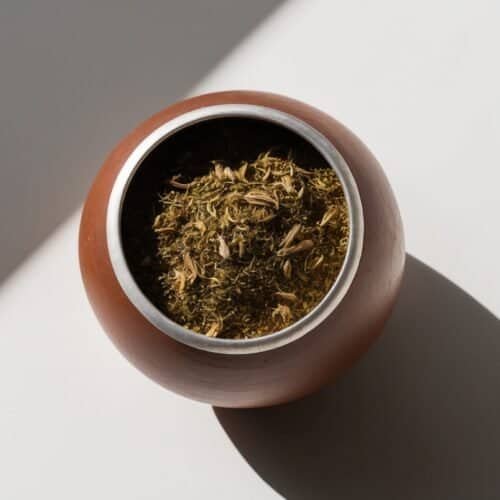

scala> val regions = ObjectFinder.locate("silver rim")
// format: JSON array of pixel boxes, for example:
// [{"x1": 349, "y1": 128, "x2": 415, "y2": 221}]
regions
[{"x1": 106, "y1": 104, "x2": 364, "y2": 354}]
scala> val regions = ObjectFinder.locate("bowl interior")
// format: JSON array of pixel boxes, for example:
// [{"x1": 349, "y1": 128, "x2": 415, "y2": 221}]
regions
[{"x1": 121, "y1": 116, "x2": 334, "y2": 315}]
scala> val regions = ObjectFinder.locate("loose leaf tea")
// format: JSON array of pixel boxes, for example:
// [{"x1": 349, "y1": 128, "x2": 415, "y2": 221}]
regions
[{"x1": 152, "y1": 152, "x2": 349, "y2": 339}]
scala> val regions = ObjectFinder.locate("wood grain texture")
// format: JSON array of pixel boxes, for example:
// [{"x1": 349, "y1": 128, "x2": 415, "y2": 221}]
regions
[{"x1": 79, "y1": 91, "x2": 405, "y2": 408}]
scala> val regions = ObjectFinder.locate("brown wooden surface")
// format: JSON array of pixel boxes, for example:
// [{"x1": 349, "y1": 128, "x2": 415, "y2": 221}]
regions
[{"x1": 79, "y1": 91, "x2": 405, "y2": 408}]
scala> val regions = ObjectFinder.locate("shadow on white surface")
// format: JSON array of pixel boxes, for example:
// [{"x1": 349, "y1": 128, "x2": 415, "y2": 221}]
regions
[
  {"x1": 0, "y1": 0, "x2": 284, "y2": 283},
  {"x1": 215, "y1": 255, "x2": 500, "y2": 499}
]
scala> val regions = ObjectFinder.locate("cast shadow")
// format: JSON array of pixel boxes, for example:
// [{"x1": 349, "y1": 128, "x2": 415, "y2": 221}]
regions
[
  {"x1": 0, "y1": 0, "x2": 284, "y2": 283},
  {"x1": 214, "y1": 255, "x2": 500, "y2": 499}
]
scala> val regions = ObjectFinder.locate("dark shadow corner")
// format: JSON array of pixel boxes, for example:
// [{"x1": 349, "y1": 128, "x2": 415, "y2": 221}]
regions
[
  {"x1": 0, "y1": 0, "x2": 285, "y2": 283},
  {"x1": 214, "y1": 255, "x2": 500, "y2": 500}
]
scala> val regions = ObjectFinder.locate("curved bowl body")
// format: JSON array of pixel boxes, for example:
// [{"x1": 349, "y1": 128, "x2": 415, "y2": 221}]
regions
[{"x1": 79, "y1": 91, "x2": 405, "y2": 408}]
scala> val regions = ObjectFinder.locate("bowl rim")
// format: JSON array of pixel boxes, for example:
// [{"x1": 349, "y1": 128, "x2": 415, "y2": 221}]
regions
[{"x1": 106, "y1": 104, "x2": 364, "y2": 354}]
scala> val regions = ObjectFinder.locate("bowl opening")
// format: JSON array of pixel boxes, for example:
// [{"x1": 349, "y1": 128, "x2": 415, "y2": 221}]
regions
[
  {"x1": 121, "y1": 116, "x2": 333, "y2": 314},
  {"x1": 108, "y1": 105, "x2": 363, "y2": 354}
]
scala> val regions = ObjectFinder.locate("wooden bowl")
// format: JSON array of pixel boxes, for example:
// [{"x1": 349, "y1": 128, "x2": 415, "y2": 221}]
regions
[{"x1": 79, "y1": 91, "x2": 405, "y2": 408}]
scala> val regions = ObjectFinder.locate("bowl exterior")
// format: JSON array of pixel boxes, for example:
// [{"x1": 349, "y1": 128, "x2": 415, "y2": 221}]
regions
[{"x1": 79, "y1": 91, "x2": 405, "y2": 408}]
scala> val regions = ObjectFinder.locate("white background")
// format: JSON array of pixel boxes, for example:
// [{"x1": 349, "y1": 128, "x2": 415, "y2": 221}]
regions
[{"x1": 1, "y1": 1, "x2": 499, "y2": 498}]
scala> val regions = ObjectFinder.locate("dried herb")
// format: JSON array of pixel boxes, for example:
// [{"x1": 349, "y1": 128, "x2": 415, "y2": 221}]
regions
[{"x1": 152, "y1": 152, "x2": 349, "y2": 339}]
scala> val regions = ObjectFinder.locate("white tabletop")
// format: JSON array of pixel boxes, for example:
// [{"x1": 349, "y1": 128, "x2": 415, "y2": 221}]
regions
[{"x1": 1, "y1": 1, "x2": 499, "y2": 499}]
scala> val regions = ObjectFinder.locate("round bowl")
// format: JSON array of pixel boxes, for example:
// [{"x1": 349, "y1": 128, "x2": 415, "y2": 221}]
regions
[{"x1": 79, "y1": 91, "x2": 405, "y2": 408}]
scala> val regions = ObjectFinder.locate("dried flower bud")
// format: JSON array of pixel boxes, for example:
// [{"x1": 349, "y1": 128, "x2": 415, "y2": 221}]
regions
[
  {"x1": 275, "y1": 291, "x2": 297, "y2": 302},
  {"x1": 214, "y1": 163, "x2": 224, "y2": 180},
  {"x1": 243, "y1": 190, "x2": 279, "y2": 209},
  {"x1": 169, "y1": 176, "x2": 192, "y2": 189},
  {"x1": 280, "y1": 224, "x2": 302, "y2": 249},
  {"x1": 277, "y1": 239, "x2": 314, "y2": 257},
  {"x1": 218, "y1": 235, "x2": 230, "y2": 259},
  {"x1": 283, "y1": 259, "x2": 292, "y2": 279},
  {"x1": 272, "y1": 304, "x2": 292, "y2": 323},
  {"x1": 224, "y1": 167, "x2": 235, "y2": 181},
  {"x1": 320, "y1": 206, "x2": 338, "y2": 227}
]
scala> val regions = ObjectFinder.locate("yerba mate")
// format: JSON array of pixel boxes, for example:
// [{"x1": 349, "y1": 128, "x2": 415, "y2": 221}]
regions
[{"x1": 152, "y1": 152, "x2": 349, "y2": 339}]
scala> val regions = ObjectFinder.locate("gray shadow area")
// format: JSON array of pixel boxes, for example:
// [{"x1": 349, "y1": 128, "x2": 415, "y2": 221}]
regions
[
  {"x1": 214, "y1": 255, "x2": 500, "y2": 499},
  {"x1": 0, "y1": 0, "x2": 284, "y2": 282}
]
